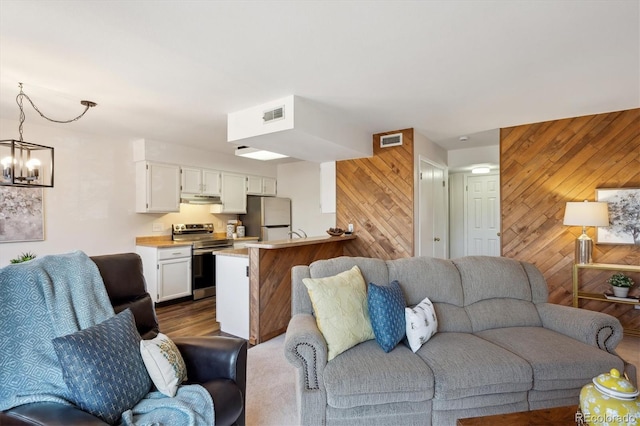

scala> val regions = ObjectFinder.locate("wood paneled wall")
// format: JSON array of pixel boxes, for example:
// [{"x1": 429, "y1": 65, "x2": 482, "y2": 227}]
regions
[
  {"x1": 501, "y1": 108, "x2": 640, "y2": 332},
  {"x1": 336, "y1": 128, "x2": 414, "y2": 260}
]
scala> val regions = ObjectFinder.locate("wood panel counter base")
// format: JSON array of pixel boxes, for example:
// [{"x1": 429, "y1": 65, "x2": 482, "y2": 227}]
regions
[{"x1": 248, "y1": 236, "x2": 355, "y2": 345}]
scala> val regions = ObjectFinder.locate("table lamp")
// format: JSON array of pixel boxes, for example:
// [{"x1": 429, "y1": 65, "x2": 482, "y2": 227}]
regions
[{"x1": 563, "y1": 200, "x2": 609, "y2": 264}]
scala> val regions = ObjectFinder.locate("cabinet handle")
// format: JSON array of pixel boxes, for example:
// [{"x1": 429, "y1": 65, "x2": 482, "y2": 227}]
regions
[{"x1": 434, "y1": 237, "x2": 441, "y2": 242}]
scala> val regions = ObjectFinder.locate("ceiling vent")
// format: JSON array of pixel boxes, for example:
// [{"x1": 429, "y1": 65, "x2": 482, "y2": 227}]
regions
[
  {"x1": 380, "y1": 133, "x2": 403, "y2": 148},
  {"x1": 263, "y1": 106, "x2": 285, "y2": 123}
]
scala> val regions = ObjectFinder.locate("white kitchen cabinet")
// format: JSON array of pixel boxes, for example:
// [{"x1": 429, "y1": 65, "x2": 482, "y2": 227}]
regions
[
  {"x1": 262, "y1": 177, "x2": 277, "y2": 196},
  {"x1": 135, "y1": 161, "x2": 181, "y2": 213},
  {"x1": 216, "y1": 254, "x2": 249, "y2": 339},
  {"x1": 246, "y1": 175, "x2": 263, "y2": 195},
  {"x1": 246, "y1": 175, "x2": 277, "y2": 196},
  {"x1": 181, "y1": 167, "x2": 221, "y2": 196},
  {"x1": 320, "y1": 161, "x2": 336, "y2": 213},
  {"x1": 210, "y1": 172, "x2": 247, "y2": 214},
  {"x1": 136, "y1": 245, "x2": 192, "y2": 303}
]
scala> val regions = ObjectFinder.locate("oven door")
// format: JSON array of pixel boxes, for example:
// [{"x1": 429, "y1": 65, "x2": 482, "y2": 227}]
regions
[
  {"x1": 192, "y1": 249, "x2": 215, "y2": 300},
  {"x1": 192, "y1": 247, "x2": 231, "y2": 300}
]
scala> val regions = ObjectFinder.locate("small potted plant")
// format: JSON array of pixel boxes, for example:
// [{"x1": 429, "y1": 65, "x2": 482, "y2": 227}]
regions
[
  {"x1": 10, "y1": 251, "x2": 37, "y2": 264},
  {"x1": 607, "y1": 273, "x2": 635, "y2": 298}
]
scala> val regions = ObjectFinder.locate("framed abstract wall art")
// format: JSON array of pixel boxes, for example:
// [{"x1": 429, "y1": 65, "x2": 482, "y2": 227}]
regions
[
  {"x1": 0, "y1": 187, "x2": 44, "y2": 242},
  {"x1": 595, "y1": 187, "x2": 640, "y2": 245}
]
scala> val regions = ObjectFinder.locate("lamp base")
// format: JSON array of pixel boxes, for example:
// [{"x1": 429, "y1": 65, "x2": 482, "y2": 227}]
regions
[{"x1": 575, "y1": 232, "x2": 593, "y2": 264}]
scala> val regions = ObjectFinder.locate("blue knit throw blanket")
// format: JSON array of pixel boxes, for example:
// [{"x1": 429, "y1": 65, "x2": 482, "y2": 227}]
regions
[{"x1": 0, "y1": 250, "x2": 213, "y2": 425}]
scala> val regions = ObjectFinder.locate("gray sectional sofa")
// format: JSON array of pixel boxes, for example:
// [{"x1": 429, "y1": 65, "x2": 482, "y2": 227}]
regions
[{"x1": 284, "y1": 255, "x2": 636, "y2": 425}]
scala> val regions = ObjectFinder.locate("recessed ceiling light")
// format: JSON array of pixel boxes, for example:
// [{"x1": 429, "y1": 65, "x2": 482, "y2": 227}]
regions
[
  {"x1": 459, "y1": 136, "x2": 469, "y2": 142},
  {"x1": 471, "y1": 167, "x2": 490, "y2": 174}
]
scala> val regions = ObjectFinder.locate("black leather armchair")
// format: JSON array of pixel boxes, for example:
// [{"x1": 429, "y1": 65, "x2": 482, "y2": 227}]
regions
[{"x1": 1, "y1": 253, "x2": 246, "y2": 426}]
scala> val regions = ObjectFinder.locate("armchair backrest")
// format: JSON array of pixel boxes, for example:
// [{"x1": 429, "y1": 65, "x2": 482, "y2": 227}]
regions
[{"x1": 90, "y1": 253, "x2": 159, "y2": 339}]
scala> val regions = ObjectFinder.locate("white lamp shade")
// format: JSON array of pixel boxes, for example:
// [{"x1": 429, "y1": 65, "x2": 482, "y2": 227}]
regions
[{"x1": 563, "y1": 201, "x2": 609, "y2": 227}]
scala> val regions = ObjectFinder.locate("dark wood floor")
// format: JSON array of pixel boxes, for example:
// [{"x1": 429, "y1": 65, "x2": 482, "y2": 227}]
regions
[{"x1": 155, "y1": 296, "x2": 221, "y2": 339}]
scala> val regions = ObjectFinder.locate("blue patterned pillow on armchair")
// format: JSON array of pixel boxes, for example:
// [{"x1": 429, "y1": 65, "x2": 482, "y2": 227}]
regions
[
  {"x1": 367, "y1": 280, "x2": 407, "y2": 352},
  {"x1": 52, "y1": 309, "x2": 151, "y2": 424}
]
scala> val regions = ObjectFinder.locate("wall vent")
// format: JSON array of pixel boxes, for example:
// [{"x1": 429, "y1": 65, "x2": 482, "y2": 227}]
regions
[
  {"x1": 263, "y1": 106, "x2": 285, "y2": 123},
  {"x1": 380, "y1": 133, "x2": 403, "y2": 148}
]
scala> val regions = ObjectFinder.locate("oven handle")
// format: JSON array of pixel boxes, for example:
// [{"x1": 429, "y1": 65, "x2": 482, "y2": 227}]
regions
[{"x1": 193, "y1": 247, "x2": 232, "y2": 255}]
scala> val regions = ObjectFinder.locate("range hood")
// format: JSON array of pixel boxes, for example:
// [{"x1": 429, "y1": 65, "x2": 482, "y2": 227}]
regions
[{"x1": 180, "y1": 194, "x2": 222, "y2": 205}]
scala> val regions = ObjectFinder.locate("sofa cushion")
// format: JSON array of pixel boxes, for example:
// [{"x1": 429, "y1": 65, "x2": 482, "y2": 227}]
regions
[
  {"x1": 52, "y1": 309, "x2": 152, "y2": 424},
  {"x1": 416, "y1": 332, "x2": 532, "y2": 400},
  {"x1": 453, "y1": 256, "x2": 533, "y2": 305},
  {"x1": 303, "y1": 265, "x2": 375, "y2": 361},
  {"x1": 309, "y1": 256, "x2": 389, "y2": 289},
  {"x1": 323, "y1": 340, "x2": 434, "y2": 408},
  {"x1": 140, "y1": 332, "x2": 187, "y2": 397},
  {"x1": 387, "y1": 257, "x2": 463, "y2": 306},
  {"x1": 405, "y1": 296, "x2": 438, "y2": 352},
  {"x1": 453, "y1": 256, "x2": 542, "y2": 331},
  {"x1": 387, "y1": 256, "x2": 472, "y2": 333},
  {"x1": 475, "y1": 327, "x2": 625, "y2": 391},
  {"x1": 368, "y1": 280, "x2": 406, "y2": 352}
]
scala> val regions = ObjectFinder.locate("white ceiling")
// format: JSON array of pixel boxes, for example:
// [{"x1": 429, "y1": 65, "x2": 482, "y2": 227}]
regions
[{"x1": 1, "y1": 0, "x2": 638, "y2": 162}]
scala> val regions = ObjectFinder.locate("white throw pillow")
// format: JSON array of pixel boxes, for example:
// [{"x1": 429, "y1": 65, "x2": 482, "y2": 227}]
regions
[
  {"x1": 140, "y1": 333, "x2": 187, "y2": 397},
  {"x1": 405, "y1": 296, "x2": 438, "y2": 352}
]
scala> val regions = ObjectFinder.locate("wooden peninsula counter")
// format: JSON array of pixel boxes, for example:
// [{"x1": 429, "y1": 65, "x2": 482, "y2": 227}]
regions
[{"x1": 245, "y1": 234, "x2": 356, "y2": 344}]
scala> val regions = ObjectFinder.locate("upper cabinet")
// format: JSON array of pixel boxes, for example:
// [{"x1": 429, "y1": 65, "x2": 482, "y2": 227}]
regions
[
  {"x1": 210, "y1": 172, "x2": 247, "y2": 214},
  {"x1": 135, "y1": 161, "x2": 181, "y2": 213},
  {"x1": 263, "y1": 177, "x2": 277, "y2": 196},
  {"x1": 320, "y1": 161, "x2": 336, "y2": 213},
  {"x1": 247, "y1": 175, "x2": 277, "y2": 196},
  {"x1": 181, "y1": 167, "x2": 221, "y2": 196}
]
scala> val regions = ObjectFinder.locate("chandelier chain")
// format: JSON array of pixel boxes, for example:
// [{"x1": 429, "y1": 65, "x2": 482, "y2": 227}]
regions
[{"x1": 15, "y1": 82, "x2": 93, "y2": 141}]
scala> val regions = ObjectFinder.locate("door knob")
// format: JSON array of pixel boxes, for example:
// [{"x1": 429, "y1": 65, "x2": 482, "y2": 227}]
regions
[
  {"x1": 434, "y1": 237, "x2": 441, "y2": 242},
  {"x1": 497, "y1": 232, "x2": 501, "y2": 237}
]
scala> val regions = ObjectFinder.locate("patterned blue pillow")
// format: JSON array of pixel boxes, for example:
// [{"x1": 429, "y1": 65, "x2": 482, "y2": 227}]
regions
[
  {"x1": 367, "y1": 280, "x2": 407, "y2": 352},
  {"x1": 52, "y1": 309, "x2": 151, "y2": 424}
]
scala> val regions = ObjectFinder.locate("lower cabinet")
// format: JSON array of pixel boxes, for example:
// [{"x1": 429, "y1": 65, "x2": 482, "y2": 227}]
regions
[
  {"x1": 216, "y1": 254, "x2": 249, "y2": 339},
  {"x1": 136, "y1": 245, "x2": 192, "y2": 303}
]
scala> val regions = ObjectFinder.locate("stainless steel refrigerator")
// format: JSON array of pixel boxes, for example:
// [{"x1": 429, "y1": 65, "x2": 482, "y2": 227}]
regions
[{"x1": 241, "y1": 196, "x2": 291, "y2": 241}]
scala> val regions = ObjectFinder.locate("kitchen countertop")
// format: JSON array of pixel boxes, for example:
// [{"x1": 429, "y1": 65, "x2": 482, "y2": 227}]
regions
[
  {"x1": 135, "y1": 235, "x2": 259, "y2": 248},
  {"x1": 135, "y1": 236, "x2": 193, "y2": 248},
  {"x1": 216, "y1": 248, "x2": 249, "y2": 258},
  {"x1": 245, "y1": 234, "x2": 356, "y2": 249}
]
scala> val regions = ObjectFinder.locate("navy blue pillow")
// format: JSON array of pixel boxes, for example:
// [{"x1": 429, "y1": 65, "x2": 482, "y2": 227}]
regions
[
  {"x1": 52, "y1": 309, "x2": 151, "y2": 424},
  {"x1": 367, "y1": 280, "x2": 406, "y2": 352}
]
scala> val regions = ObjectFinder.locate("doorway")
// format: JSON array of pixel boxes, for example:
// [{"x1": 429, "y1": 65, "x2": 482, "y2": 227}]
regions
[
  {"x1": 465, "y1": 173, "x2": 501, "y2": 256},
  {"x1": 418, "y1": 158, "x2": 448, "y2": 258}
]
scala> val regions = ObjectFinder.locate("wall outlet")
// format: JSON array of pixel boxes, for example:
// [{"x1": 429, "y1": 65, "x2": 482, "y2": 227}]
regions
[
  {"x1": 152, "y1": 222, "x2": 163, "y2": 232},
  {"x1": 348, "y1": 223, "x2": 354, "y2": 233}
]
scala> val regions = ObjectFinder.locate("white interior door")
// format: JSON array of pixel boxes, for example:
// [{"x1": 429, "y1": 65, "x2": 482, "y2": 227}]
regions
[
  {"x1": 466, "y1": 173, "x2": 500, "y2": 256},
  {"x1": 419, "y1": 159, "x2": 448, "y2": 258}
]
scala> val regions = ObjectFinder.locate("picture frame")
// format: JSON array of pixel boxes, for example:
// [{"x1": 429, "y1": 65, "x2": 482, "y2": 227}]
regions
[
  {"x1": 0, "y1": 186, "x2": 44, "y2": 243},
  {"x1": 595, "y1": 187, "x2": 640, "y2": 245}
]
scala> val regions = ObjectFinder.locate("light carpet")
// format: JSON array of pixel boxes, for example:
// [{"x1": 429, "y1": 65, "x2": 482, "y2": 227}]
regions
[{"x1": 246, "y1": 334, "x2": 298, "y2": 425}]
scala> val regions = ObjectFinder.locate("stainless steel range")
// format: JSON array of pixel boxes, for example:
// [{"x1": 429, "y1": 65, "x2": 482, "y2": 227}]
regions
[{"x1": 172, "y1": 223, "x2": 232, "y2": 300}]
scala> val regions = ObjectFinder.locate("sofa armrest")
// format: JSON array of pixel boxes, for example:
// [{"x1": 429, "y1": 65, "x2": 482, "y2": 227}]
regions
[
  {"x1": 173, "y1": 336, "x2": 247, "y2": 392},
  {"x1": 536, "y1": 303, "x2": 623, "y2": 353},
  {"x1": 284, "y1": 313, "x2": 327, "y2": 391},
  {"x1": 2, "y1": 402, "x2": 108, "y2": 425}
]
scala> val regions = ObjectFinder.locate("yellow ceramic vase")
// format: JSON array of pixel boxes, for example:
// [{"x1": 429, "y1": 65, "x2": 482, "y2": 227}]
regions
[{"x1": 580, "y1": 368, "x2": 640, "y2": 425}]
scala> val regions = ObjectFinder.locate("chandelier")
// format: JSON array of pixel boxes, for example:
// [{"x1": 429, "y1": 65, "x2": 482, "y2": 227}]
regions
[{"x1": 0, "y1": 83, "x2": 97, "y2": 188}]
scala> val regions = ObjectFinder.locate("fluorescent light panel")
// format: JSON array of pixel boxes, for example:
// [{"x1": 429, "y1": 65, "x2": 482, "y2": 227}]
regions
[{"x1": 235, "y1": 146, "x2": 288, "y2": 161}]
